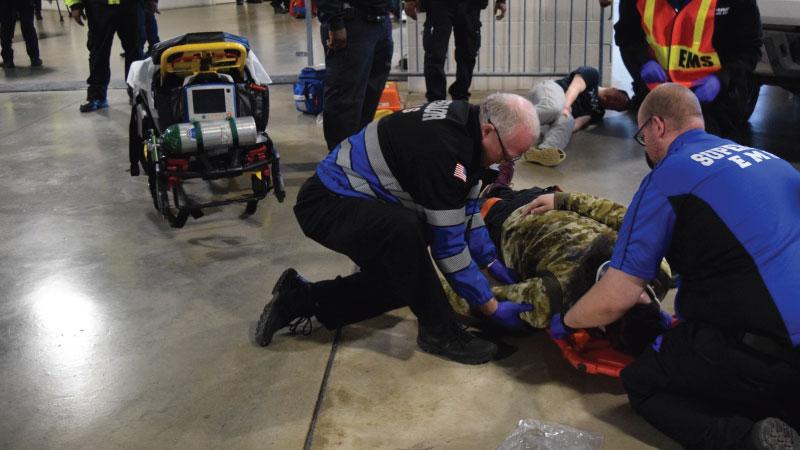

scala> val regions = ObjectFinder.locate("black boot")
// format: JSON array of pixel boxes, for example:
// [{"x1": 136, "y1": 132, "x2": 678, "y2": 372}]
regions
[
  {"x1": 272, "y1": 2, "x2": 288, "y2": 13},
  {"x1": 255, "y1": 268, "x2": 316, "y2": 346},
  {"x1": 746, "y1": 418, "x2": 800, "y2": 450},
  {"x1": 417, "y1": 322, "x2": 497, "y2": 365}
]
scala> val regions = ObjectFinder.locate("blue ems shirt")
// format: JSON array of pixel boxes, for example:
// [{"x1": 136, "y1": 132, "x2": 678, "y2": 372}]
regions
[{"x1": 611, "y1": 129, "x2": 800, "y2": 346}]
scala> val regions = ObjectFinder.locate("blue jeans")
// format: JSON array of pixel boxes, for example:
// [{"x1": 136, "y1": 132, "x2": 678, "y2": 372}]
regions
[{"x1": 320, "y1": 11, "x2": 393, "y2": 151}]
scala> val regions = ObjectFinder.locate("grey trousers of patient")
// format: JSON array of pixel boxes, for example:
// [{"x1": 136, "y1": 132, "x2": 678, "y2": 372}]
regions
[{"x1": 526, "y1": 80, "x2": 575, "y2": 151}]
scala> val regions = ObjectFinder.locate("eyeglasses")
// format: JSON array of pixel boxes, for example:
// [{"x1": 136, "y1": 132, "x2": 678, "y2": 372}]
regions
[
  {"x1": 487, "y1": 117, "x2": 521, "y2": 162},
  {"x1": 634, "y1": 116, "x2": 654, "y2": 146}
]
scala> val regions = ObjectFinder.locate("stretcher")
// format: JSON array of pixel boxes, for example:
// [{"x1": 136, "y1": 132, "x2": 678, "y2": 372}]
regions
[
  {"x1": 549, "y1": 276, "x2": 675, "y2": 378},
  {"x1": 127, "y1": 32, "x2": 285, "y2": 228}
]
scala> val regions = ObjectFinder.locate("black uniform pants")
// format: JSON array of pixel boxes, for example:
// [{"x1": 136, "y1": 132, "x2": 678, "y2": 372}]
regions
[
  {"x1": 0, "y1": 0, "x2": 40, "y2": 63},
  {"x1": 621, "y1": 321, "x2": 800, "y2": 449},
  {"x1": 423, "y1": 0, "x2": 481, "y2": 101},
  {"x1": 700, "y1": 75, "x2": 760, "y2": 140},
  {"x1": 293, "y1": 175, "x2": 459, "y2": 329},
  {"x1": 627, "y1": 70, "x2": 759, "y2": 140},
  {"x1": 320, "y1": 12, "x2": 392, "y2": 151},
  {"x1": 84, "y1": 0, "x2": 141, "y2": 101}
]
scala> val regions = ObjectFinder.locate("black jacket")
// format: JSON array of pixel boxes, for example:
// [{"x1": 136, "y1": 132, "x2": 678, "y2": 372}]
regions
[{"x1": 614, "y1": 0, "x2": 762, "y2": 94}]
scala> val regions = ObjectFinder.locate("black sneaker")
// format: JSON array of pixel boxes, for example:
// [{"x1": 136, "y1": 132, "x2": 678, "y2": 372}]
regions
[
  {"x1": 417, "y1": 322, "x2": 497, "y2": 365},
  {"x1": 273, "y1": 3, "x2": 288, "y2": 13},
  {"x1": 79, "y1": 99, "x2": 109, "y2": 113},
  {"x1": 1, "y1": 60, "x2": 14, "y2": 69},
  {"x1": 30, "y1": 57, "x2": 42, "y2": 67},
  {"x1": 255, "y1": 268, "x2": 314, "y2": 347},
  {"x1": 747, "y1": 418, "x2": 800, "y2": 450}
]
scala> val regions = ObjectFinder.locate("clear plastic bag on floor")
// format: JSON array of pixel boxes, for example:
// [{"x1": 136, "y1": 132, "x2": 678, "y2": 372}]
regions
[{"x1": 497, "y1": 419, "x2": 604, "y2": 450}]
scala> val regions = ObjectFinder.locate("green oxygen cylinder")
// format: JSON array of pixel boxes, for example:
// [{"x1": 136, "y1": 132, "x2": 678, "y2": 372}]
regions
[{"x1": 160, "y1": 116, "x2": 258, "y2": 154}]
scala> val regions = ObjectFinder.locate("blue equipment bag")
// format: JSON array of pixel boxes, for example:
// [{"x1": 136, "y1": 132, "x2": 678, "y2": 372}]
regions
[{"x1": 293, "y1": 67, "x2": 326, "y2": 115}]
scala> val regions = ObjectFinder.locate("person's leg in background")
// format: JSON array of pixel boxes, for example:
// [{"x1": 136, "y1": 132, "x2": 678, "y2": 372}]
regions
[
  {"x1": 358, "y1": 16, "x2": 392, "y2": 131},
  {"x1": 83, "y1": 1, "x2": 115, "y2": 110},
  {"x1": 14, "y1": 0, "x2": 40, "y2": 66},
  {"x1": 622, "y1": 321, "x2": 800, "y2": 449},
  {"x1": 524, "y1": 80, "x2": 572, "y2": 166},
  {"x1": 144, "y1": 10, "x2": 159, "y2": 53},
  {"x1": 34, "y1": 0, "x2": 42, "y2": 20},
  {"x1": 702, "y1": 75, "x2": 760, "y2": 141},
  {"x1": 136, "y1": 3, "x2": 146, "y2": 55},
  {"x1": 320, "y1": 15, "x2": 375, "y2": 150},
  {"x1": 422, "y1": 0, "x2": 454, "y2": 102},
  {"x1": 0, "y1": 1, "x2": 16, "y2": 68},
  {"x1": 115, "y1": 0, "x2": 141, "y2": 104},
  {"x1": 448, "y1": 1, "x2": 481, "y2": 100}
]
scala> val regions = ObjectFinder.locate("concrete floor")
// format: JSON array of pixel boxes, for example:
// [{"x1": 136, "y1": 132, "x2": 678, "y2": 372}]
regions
[{"x1": 2, "y1": 5, "x2": 800, "y2": 450}]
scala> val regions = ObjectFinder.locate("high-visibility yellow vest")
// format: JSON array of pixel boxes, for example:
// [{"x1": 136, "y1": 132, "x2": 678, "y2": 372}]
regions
[
  {"x1": 65, "y1": 0, "x2": 122, "y2": 8},
  {"x1": 637, "y1": 0, "x2": 721, "y2": 88}
]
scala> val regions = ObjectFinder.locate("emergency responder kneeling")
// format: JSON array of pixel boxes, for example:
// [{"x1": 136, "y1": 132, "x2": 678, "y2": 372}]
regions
[
  {"x1": 255, "y1": 93, "x2": 539, "y2": 365},
  {"x1": 545, "y1": 84, "x2": 800, "y2": 449}
]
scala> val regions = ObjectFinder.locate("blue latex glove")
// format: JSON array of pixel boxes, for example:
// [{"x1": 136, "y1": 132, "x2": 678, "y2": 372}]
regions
[
  {"x1": 489, "y1": 301, "x2": 533, "y2": 330},
  {"x1": 691, "y1": 74, "x2": 720, "y2": 104},
  {"x1": 640, "y1": 60, "x2": 668, "y2": 85},
  {"x1": 548, "y1": 313, "x2": 574, "y2": 340},
  {"x1": 487, "y1": 259, "x2": 519, "y2": 285}
]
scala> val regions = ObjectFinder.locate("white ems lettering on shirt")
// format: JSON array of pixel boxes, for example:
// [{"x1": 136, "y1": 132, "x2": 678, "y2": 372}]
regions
[{"x1": 689, "y1": 144, "x2": 778, "y2": 169}]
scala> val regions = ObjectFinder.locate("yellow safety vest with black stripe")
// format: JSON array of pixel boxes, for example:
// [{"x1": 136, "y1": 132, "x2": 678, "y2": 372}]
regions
[
  {"x1": 64, "y1": 0, "x2": 122, "y2": 7},
  {"x1": 637, "y1": 0, "x2": 721, "y2": 88}
]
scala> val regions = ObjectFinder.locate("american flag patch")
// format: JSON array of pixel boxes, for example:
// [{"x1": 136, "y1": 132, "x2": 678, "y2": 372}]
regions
[{"x1": 453, "y1": 163, "x2": 467, "y2": 182}]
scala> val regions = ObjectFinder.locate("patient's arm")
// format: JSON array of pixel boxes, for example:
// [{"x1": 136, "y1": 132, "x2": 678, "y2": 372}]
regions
[
  {"x1": 554, "y1": 192, "x2": 627, "y2": 231},
  {"x1": 563, "y1": 267, "x2": 647, "y2": 329}
]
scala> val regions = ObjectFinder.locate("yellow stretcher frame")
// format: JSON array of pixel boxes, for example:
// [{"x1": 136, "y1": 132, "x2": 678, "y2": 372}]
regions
[{"x1": 159, "y1": 42, "x2": 248, "y2": 84}]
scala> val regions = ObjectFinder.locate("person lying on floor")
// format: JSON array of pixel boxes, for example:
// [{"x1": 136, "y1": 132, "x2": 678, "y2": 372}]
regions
[
  {"x1": 523, "y1": 66, "x2": 632, "y2": 167},
  {"x1": 442, "y1": 183, "x2": 673, "y2": 355}
]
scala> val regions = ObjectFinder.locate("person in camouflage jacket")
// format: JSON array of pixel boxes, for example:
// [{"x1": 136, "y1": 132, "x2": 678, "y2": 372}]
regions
[{"x1": 444, "y1": 185, "x2": 672, "y2": 329}]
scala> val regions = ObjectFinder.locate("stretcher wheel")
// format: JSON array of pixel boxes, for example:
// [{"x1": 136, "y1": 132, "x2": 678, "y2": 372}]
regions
[
  {"x1": 243, "y1": 200, "x2": 258, "y2": 216},
  {"x1": 170, "y1": 208, "x2": 190, "y2": 228},
  {"x1": 146, "y1": 166, "x2": 170, "y2": 218},
  {"x1": 251, "y1": 173, "x2": 268, "y2": 198}
]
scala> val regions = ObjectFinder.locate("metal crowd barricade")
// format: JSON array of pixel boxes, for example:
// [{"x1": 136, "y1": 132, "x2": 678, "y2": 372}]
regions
[{"x1": 300, "y1": 0, "x2": 612, "y2": 85}]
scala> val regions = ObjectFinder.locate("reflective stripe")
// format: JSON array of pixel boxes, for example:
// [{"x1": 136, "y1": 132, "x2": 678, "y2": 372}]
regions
[
  {"x1": 436, "y1": 247, "x2": 471, "y2": 274},
  {"x1": 363, "y1": 122, "x2": 426, "y2": 214},
  {"x1": 363, "y1": 123, "x2": 408, "y2": 201},
  {"x1": 642, "y1": 0, "x2": 670, "y2": 67},
  {"x1": 693, "y1": 0, "x2": 714, "y2": 50},
  {"x1": 336, "y1": 139, "x2": 375, "y2": 198},
  {"x1": 638, "y1": 0, "x2": 721, "y2": 85},
  {"x1": 467, "y1": 213, "x2": 485, "y2": 230},
  {"x1": 426, "y1": 208, "x2": 466, "y2": 227}
]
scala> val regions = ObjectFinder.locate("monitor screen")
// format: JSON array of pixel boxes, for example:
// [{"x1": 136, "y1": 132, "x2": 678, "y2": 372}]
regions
[{"x1": 192, "y1": 88, "x2": 227, "y2": 114}]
